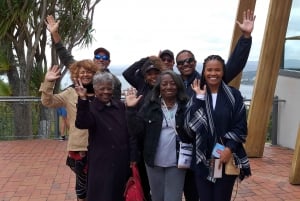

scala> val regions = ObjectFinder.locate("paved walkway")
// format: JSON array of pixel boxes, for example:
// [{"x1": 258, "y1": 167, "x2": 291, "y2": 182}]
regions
[{"x1": 0, "y1": 139, "x2": 299, "y2": 201}]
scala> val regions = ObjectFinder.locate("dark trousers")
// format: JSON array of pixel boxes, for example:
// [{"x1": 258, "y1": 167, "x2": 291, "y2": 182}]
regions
[
  {"x1": 66, "y1": 154, "x2": 88, "y2": 199},
  {"x1": 138, "y1": 158, "x2": 152, "y2": 201},
  {"x1": 195, "y1": 173, "x2": 236, "y2": 201},
  {"x1": 183, "y1": 169, "x2": 199, "y2": 201}
]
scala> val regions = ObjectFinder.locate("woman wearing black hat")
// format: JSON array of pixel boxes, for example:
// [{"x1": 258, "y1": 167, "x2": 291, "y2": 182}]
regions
[{"x1": 123, "y1": 56, "x2": 164, "y2": 201}]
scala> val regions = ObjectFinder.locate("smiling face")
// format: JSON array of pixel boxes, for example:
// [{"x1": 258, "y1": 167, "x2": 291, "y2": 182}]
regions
[
  {"x1": 160, "y1": 74, "x2": 178, "y2": 100},
  {"x1": 160, "y1": 55, "x2": 174, "y2": 70},
  {"x1": 78, "y1": 67, "x2": 94, "y2": 85},
  {"x1": 203, "y1": 59, "x2": 224, "y2": 93},
  {"x1": 144, "y1": 69, "x2": 160, "y2": 86},
  {"x1": 93, "y1": 52, "x2": 110, "y2": 72},
  {"x1": 94, "y1": 81, "x2": 113, "y2": 103},
  {"x1": 176, "y1": 51, "x2": 196, "y2": 80}
]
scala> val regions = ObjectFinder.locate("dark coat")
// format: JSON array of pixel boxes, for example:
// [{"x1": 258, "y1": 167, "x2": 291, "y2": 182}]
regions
[
  {"x1": 185, "y1": 84, "x2": 249, "y2": 179},
  {"x1": 126, "y1": 95, "x2": 189, "y2": 167},
  {"x1": 75, "y1": 98, "x2": 132, "y2": 201}
]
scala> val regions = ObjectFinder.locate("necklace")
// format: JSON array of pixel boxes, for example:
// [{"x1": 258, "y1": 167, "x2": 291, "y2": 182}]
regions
[{"x1": 162, "y1": 99, "x2": 176, "y2": 109}]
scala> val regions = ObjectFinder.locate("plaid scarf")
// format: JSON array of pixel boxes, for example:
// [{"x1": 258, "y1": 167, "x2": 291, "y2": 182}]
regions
[{"x1": 184, "y1": 82, "x2": 251, "y2": 181}]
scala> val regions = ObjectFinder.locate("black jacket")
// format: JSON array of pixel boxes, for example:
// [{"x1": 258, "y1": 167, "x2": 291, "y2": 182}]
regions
[{"x1": 126, "y1": 95, "x2": 189, "y2": 167}]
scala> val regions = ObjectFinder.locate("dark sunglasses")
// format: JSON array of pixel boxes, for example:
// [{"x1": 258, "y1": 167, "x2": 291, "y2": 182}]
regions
[
  {"x1": 177, "y1": 57, "x2": 195, "y2": 66},
  {"x1": 162, "y1": 58, "x2": 173, "y2": 63},
  {"x1": 94, "y1": 54, "x2": 109, "y2": 61}
]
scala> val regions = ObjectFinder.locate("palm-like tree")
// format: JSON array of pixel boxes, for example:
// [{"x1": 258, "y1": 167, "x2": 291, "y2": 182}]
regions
[{"x1": 0, "y1": 0, "x2": 100, "y2": 138}]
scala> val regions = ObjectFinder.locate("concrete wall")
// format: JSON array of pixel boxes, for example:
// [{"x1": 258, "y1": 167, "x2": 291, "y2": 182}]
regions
[{"x1": 275, "y1": 70, "x2": 300, "y2": 149}]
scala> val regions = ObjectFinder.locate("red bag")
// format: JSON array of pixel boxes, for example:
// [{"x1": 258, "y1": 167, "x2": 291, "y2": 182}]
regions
[{"x1": 124, "y1": 164, "x2": 144, "y2": 201}]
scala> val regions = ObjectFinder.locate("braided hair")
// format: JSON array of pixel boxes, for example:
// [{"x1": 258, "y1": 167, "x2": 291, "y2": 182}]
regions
[{"x1": 200, "y1": 55, "x2": 226, "y2": 89}]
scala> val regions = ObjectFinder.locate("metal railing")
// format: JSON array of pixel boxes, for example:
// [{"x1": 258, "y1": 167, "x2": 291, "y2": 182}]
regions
[
  {"x1": 0, "y1": 96, "x2": 59, "y2": 140},
  {"x1": 0, "y1": 96, "x2": 284, "y2": 143},
  {"x1": 243, "y1": 96, "x2": 286, "y2": 145}
]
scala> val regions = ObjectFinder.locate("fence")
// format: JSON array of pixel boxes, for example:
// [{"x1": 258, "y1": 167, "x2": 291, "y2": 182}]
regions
[
  {"x1": 0, "y1": 96, "x2": 59, "y2": 140},
  {"x1": 244, "y1": 96, "x2": 285, "y2": 145},
  {"x1": 0, "y1": 96, "x2": 282, "y2": 142}
]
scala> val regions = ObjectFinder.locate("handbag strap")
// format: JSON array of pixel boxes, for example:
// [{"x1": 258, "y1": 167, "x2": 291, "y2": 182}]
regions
[{"x1": 132, "y1": 164, "x2": 141, "y2": 180}]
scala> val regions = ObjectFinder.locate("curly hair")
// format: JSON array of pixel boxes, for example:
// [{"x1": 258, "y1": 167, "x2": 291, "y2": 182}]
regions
[{"x1": 68, "y1": 59, "x2": 98, "y2": 82}]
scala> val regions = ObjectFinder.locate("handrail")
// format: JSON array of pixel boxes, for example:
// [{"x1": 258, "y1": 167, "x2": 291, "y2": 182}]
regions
[
  {"x1": 0, "y1": 96, "x2": 41, "y2": 102},
  {"x1": 0, "y1": 96, "x2": 286, "y2": 142}
]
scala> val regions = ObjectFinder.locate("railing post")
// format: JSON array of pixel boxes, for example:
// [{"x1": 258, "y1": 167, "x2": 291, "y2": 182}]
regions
[{"x1": 271, "y1": 96, "x2": 278, "y2": 145}]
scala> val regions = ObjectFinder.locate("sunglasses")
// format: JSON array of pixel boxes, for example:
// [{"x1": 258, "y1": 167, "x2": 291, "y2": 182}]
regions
[
  {"x1": 177, "y1": 57, "x2": 195, "y2": 66},
  {"x1": 162, "y1": 58, "x2": 173, "y2": 63},
  {"x1": 94, "y1": 54, "x2": 109, "y2": 61}
]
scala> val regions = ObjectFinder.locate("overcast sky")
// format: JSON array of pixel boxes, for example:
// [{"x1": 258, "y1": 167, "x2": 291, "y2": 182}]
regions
[{"x1": 71, "y1": 0, "x2": 270, "y2": 67}]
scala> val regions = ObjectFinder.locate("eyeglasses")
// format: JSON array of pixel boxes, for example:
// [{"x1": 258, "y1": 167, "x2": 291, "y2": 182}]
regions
[
  {"x1": 94, "y1": 54, "x2": 109, "y2": 61},
  {"x1": 176, "y1": 57, "x2": 195, "y2": 66}
]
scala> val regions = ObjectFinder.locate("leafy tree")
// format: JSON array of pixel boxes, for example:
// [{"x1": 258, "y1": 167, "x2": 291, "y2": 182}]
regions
[
  {"x1": 0, "y1": 0, "x2": 100, "y2": 138},
  {"x1": 0, "y1": 80, "x2": 11, "y2": 96}
]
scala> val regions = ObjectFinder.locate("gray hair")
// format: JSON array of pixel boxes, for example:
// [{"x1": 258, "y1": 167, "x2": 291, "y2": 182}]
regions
[{"x1": 93, "y1": 72, "x2": 115, "y2": 89}]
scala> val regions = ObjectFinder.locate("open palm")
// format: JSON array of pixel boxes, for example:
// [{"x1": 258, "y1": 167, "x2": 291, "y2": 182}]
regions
[
  {"x1": 45, "y1": 65, "x2": 61, "y2": 82},
  {"x1": 45, "y1": 15, "x2": 60, "y2": 34},
  {"x1": 125, "y1": 88, "x2": 142, "y2": 107},
  {"x1": 236, "y1": 9, "x2": 256, "y2": 35}
]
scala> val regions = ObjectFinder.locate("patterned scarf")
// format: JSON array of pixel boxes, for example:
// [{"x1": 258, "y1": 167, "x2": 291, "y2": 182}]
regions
[{"x1": 184, "y1": 81, "x2": 251, "y2": 181}]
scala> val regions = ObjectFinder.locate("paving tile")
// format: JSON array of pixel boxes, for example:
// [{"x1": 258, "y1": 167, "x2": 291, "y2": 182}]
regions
[{"x1": 0, "y1": 140, "x2": 299, "y2": 200}]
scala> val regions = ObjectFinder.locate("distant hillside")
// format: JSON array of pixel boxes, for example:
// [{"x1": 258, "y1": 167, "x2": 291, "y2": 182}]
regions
[
  {"x1": 244, "y1": 60, "x2": 258, "y2": 71},
  {"x1": 243, "y1": 59, "x2": 300, "y2": 71},
  {"x1": 109, "y1": 59, "x2": 300, "y2": 86},
  {"x1": 110, "y1": 60, "x2": 259, "y2": 75},
  {"x1": 241, "y1": 71, "x2": 256, "y2": 85}
]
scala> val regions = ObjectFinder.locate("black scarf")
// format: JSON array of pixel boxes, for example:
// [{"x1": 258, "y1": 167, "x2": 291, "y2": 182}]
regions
[{"x1": 69, "y1": 83, "x2": 94, "y2": 94}]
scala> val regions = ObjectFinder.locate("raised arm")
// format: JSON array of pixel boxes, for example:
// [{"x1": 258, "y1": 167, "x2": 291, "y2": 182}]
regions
[
  {"x1": 122, "y1": 57, "x2": 149, "y2": 88},
  {"x1": 224, "y1": 9, "x2": 256, "y2": 83},
  {"x1": 39, "y1": 65, "x2": 65, "y2": 107},
  {"x1": 74, "y1": 78, "x2": 95, "y2": 129},
  {"x1": 236, "y1": 9, "x2": 256, "y2": 39},
  {"x1": 45, "y1": 15, "x2": 75, "y2": 68},
  {"x1": 45, "y1": 15, "x2": 61, "y2": 44}
]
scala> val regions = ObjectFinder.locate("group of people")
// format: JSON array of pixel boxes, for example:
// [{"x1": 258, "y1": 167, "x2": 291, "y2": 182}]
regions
[{"x1": 40, "y1": 9, "x2": 255, "y2": 201}]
